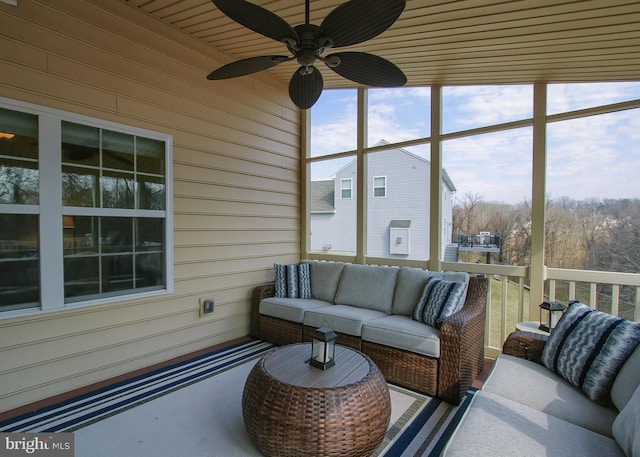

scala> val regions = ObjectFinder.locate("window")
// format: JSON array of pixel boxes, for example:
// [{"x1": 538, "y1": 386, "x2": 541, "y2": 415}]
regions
[
  {"x1": 0, "y1": 107, "x2": 39, "y2": 312},
  {"x1": 373, "y1": 176, "x2": 386, "y2": 198},
  {"x1": 0, "y1": 99, "x2": 172, "y2": 317},
  {"x1": 340, "y1": 178, "x2": 352, "y2": 199},
  {"x1": 307, "y1": 85, "x2": 639, "y2": 272}
]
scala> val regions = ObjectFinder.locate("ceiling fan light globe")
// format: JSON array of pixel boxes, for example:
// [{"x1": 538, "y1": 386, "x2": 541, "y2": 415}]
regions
[
  {"x1": 282, "y1": 37, "x2": 299, "y2": 50},
  {"x1": 299, "y1": 66, "x2": 315, "y2": 76},
  {"x1": 323, "y1": 55, "x2": 341, "y2": 68},
  {"x1": 317, "y1": 36, "x2": 334, "y2": 50}
]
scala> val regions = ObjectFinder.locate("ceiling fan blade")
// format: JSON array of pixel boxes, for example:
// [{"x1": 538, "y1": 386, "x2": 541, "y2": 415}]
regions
[
  {"x1": 211, "y1": 0, "x2": 298, "y2": 45},
  {"x1": 289, "y1": 67, "x2": 324, "y2": 110},
  {"x1": 326, "y1": 52, "x2": 407, "y2": 87},
  {"x1": 207, "y1": 55, "x2": 289, "y2": 80},
  {"x1": 319, "y1": 0, "x2": 405, "y2": 48}
]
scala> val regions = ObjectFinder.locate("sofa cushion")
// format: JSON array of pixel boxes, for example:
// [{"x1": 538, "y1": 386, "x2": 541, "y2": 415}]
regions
[
  {"x1": 612, "y1": 385, "x2": 640, "y2": 457},
  {"x1": 361, "y1": 315, "x2": 440, "y2": 358},
  {"x1": 274, "y1": 263, "x2": 311, "y2": 299},
  {"x1": 302, "y1": 304, "x2": 387, "y2": 336},
  {"x1": 442, "y1": 391, "x2": 625, "y2": 457},
  {"x1": 333, "y1": 264, "x2": 398, "y2": 313},
  {"x1": 540, "y1": 301, "x2": 640, "y2": 405},
  {"x1": 483, "y1": 354, "x2": 617, "y2": 437},
  {"x1": 412, "y1": 276, "x2": 467, "y2": 329},
  {"x1": 611, "y1": 344, "x2": 640, "y2": 412},
  {"x1": 259, "y1": 297, "x2": 332, "y2": 323},
  {"x1": 301, "y1": 260, "x2": 344, "y2": 303},
  {"x1": 391, "y1": 267, "x2": 431, "y2": 315}
]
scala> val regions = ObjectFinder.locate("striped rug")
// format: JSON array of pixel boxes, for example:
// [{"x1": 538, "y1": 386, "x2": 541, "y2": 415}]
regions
[{"x1": 0, "y1": 340, "x2": 475, "y2": 457}]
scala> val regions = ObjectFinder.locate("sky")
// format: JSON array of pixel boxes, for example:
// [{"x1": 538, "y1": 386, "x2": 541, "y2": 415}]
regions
[{"x1": 310, "y1": 82, "x2": 640, "y2": 204}]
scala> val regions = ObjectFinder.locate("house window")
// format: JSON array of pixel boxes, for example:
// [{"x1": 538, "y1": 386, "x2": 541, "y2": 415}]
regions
[
  {"x1": 341, "y1": 178, "x2": 352, "y2": 199},
  {"x1": 373, "y1": 176, "x2": 386, "y2": 198},
  {"x1": 0, "y1": 99, "x2": 172, "y2": 317}
]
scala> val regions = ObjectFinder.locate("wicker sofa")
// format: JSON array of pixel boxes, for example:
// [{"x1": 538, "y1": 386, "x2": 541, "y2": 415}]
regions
[
  {"x1": 443, "y1": 319, "x2": 640, "y2": 456},
  {"x1": 250, "y1": 260, "x2": 487, "y2": 405}
]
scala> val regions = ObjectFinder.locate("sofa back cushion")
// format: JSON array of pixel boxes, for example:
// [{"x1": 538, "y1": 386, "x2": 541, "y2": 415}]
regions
[
  {"x1": 333, "y1": 264, "x2": 398, "y2": 313},
  {"x1": 301, "y1": 260, "x2": 344, "y2": 303},
  {"x1": 612, "y1": 384, "x2": 640, "y2": 457},
  {"x1": 611, "y1": 344, "x2": 640, "y2": 411},
  {"x1": 391, "y1": 267, "x2": 431, "y2": 315},
  {"x1": 541, "y1": 301, "x2": 640, "y2": 406}
]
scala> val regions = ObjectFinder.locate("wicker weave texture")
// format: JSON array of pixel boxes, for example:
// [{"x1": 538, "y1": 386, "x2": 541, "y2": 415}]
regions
[
  {"x1": 362, "y1": 340, "x2": 438, "y2": 396},
  {"x1": 502, "y1": 331, "x2": 548, "y2": 362},
  {"x1": 251, "y1": 275, "x2": 488, "y2": 406},
  {"x1": 260, "y1": 315, "x2": 303, "y2": 346},
  {"x1": 250, "y1": 284, "x2": 275, "y2": 338},
  {"x1": 438, "y1": 276, "x2": 487, "y2": 404},
  {"x1": 242, "y1": 349, "x2": 391, "y2": 457}
]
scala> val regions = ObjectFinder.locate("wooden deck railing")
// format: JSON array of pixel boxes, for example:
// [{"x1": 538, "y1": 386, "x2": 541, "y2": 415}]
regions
[
  {"x1": 442, "y1": 262, "x2": 640, "y2": 358},
  {"x1": 306, "y1": 254, "x2": 640, "y2": 360}
]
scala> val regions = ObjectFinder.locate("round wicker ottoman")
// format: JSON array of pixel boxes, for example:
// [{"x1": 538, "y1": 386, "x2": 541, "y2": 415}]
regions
[{"x1": 242, "y1": 343, "x2": 391, "y2": 457}]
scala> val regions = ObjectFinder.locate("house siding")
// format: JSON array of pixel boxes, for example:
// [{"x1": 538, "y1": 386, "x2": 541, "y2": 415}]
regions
[
  {"x1": 366, "y1": 149, "x2": 431, "y2": 260},
  {"x1": 0, "y1": 0, "x2": 300, "y2": 413},
  {"x1": 311, "y1": 171, "x2": 357, "y2": 254},
  {"x1": 310, "y1": 147, "x2": 451, "y2": 260}
]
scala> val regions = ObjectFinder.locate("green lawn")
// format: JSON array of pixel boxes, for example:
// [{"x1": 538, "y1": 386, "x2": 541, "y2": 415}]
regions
[{"x1": 486, "y1": 276, "x2": 531, "y2": 349}]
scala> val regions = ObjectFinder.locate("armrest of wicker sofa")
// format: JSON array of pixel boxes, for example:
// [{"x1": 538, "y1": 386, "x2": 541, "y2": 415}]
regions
[
  {"x1": 502, "y1": 331, "x2": 548, "y2": 363},
  {"x1": 438, "y1": 276, "x2": 487, "y2": 405},
  {"x1": 250, "y1": 283, "x2": 276, "y2": 338}
]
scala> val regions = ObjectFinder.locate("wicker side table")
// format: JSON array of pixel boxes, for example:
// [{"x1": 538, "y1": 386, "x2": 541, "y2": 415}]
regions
[
  {"x1": 242, "y1": 343, "x2": 391, "y2": 457},
  {"x1": 502, "y1": 331, "x2": 549, "y2": 362}
]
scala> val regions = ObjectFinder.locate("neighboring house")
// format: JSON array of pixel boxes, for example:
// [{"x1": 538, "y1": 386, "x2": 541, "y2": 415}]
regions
[{"x1": 311, "y1": 141, "x2": 456, "y2": 260}]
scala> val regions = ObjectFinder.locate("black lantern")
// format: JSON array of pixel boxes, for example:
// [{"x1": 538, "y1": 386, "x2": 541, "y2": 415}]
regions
[
  {"x1": 539, "y1": 301, "x2": 566, "y2": 333},
  {"x1": 310, "y1": 327, "x2": 337, "y2": 370}
]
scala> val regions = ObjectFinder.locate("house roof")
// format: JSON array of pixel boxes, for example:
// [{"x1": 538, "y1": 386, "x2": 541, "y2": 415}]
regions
[
  {"x1": 329, "y1": 140, "x2": 457, "y2": 192},
  {"x1": 125, "y1": 0, "x2": 640, "y2": 90}
]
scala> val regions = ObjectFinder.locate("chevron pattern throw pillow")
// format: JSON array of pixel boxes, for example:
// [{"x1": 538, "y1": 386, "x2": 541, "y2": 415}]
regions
[
  {"x1": 541, "y1": 301, "x2": 640, "y2": 405},
  {"x1": 274, "y1": 263, "x2": 311, "y2": 299},
  {"x1": 412, "y1": 276, "x2": 466, "y2": 329}
]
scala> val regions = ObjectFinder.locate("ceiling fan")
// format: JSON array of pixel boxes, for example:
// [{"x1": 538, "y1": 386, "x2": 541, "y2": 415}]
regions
[{"x1": 207, "y1": 0, "x2": 407, "y2": 109}]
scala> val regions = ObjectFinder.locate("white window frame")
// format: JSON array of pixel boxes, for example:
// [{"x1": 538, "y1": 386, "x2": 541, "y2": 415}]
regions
[
  {"x1": 340, "y1": 178, "x2": 352, "y2": 199},
  {"x1": 0, "y1": 97, "x2": 173, "y2": 319},
  {"x1": 373, "y1": 176, "x2": 387, "y2": 198}
]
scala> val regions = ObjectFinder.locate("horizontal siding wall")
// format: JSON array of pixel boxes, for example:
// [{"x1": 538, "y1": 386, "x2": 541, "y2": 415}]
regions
[{"x1": 0, "y1": 0, "x2": 300, "y2": 413}]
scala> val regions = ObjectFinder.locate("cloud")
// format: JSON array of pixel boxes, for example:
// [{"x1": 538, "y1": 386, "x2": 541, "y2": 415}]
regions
[
  {"x1": 310, "y1": 90, "x2": 358, "y2": 157},
  {"x1": 310, "y1": 84, "x2": 640, "y2": 204},
  {"x1": 547, "y1": 82, "x2": 640, "y2": 114},
  {"x1": 443, "y1": 85, "x2": 533, "y2": 131},
  {"x1": 443, "y1": 128, "x2": 533, "y2": 203}
]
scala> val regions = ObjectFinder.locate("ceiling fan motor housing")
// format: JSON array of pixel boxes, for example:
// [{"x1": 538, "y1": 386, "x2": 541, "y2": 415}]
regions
[{"x1": 208, "y1": 0, "x2": 407, "y2": 109}]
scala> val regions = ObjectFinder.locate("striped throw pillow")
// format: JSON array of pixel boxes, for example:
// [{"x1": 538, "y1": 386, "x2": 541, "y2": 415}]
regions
[
  {"x1": 273, "y1": 263, "x2": 311, "y2": 299},
  {"x1": 541, "y1": 301, "x2": 640, "y2": 405},
  {"x1": 412, "y1": 276, "x2": 466, "y2": 329},
  {"x1": 274, "y1": 263, "x2": 287, "y2": 297}
]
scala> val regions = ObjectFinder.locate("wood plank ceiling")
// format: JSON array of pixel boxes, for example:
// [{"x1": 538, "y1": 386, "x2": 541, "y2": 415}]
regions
[{"x1": 124, "y1": 0, "x2": 640, "y2": 89}]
